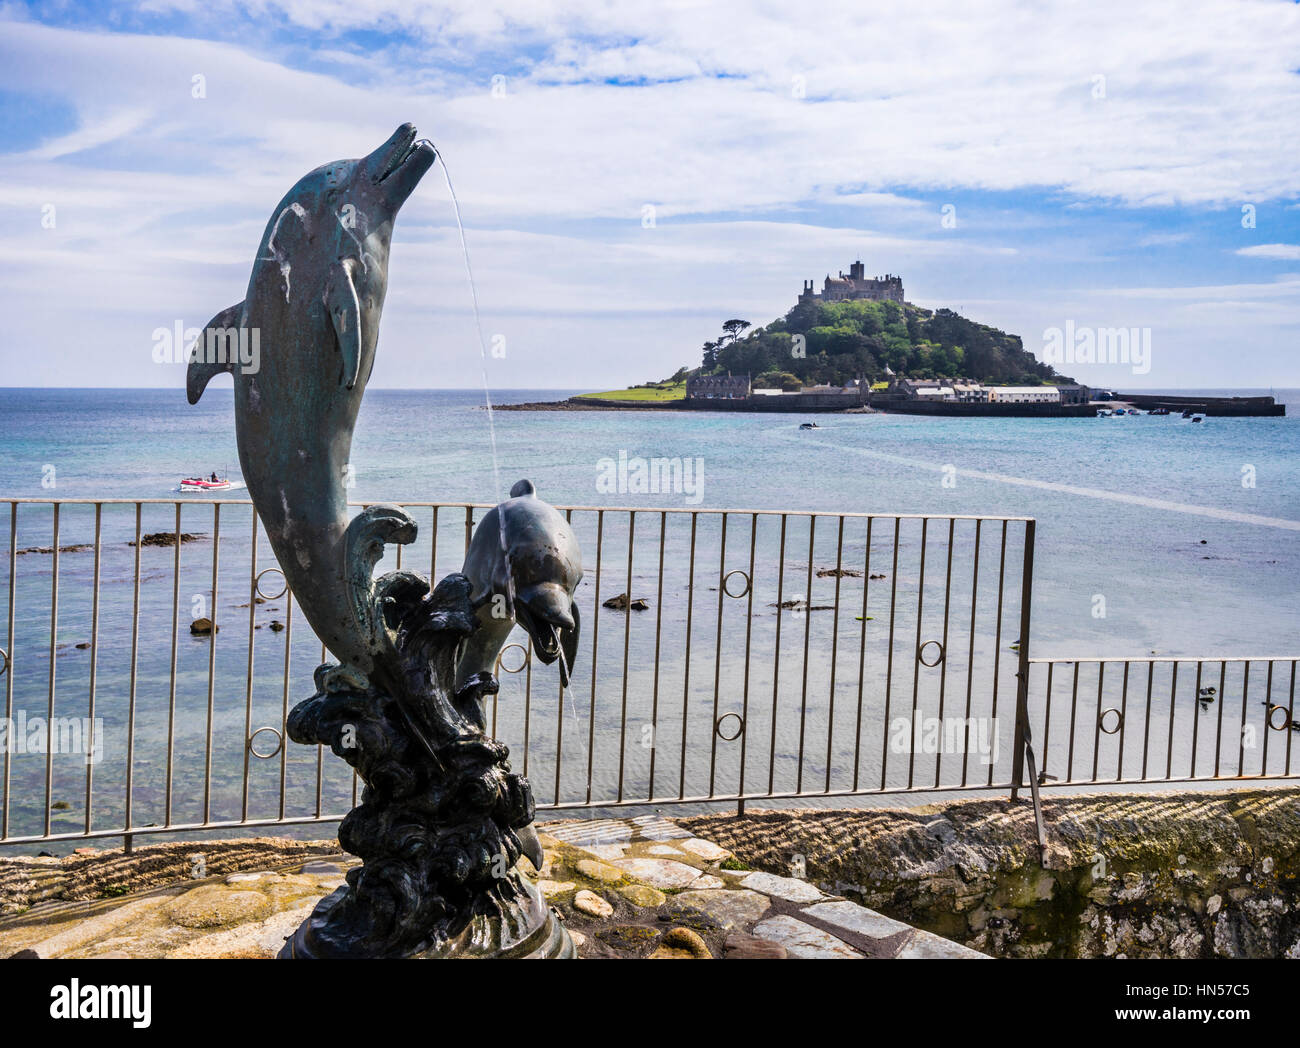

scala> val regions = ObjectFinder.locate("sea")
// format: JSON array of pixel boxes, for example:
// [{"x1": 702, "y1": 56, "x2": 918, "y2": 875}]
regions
[{"x1": 0, "y1": 386, "x2": 1296, "y2": 846}]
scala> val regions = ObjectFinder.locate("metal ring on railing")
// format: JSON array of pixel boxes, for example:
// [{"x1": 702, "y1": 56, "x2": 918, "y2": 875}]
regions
[
  {"x1": 918, "y1": 640, "x2": 945, "y2": 668},
  {"x1": 715, "y1": 713, "x2": 744, "y2": 741},
  {"x1": 1267, "y1": 704, "x2": 1293, "y2": 732},
  {"x1": 496, "y1": 643, "x2": 530, "y2": 675},
  {"x1": 1099, "y1": 708, "x2": 1123, "y2": 735},
  {"x1": 254, "y1": 567, "x2": 288, "y2": 601},
  {"x1": 247, "y1": 726, "x2": 283, "y2": 759},
  {"x1": 722, "y1": 569, "x2": 752, "y2": 599},
  {"x1": 0, "y1": 647, "x2": 8, "y2": 678}
]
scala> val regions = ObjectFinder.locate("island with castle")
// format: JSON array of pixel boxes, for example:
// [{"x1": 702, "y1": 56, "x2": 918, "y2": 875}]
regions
[{"x1": 501, "y1": 259, "x2": 1282, "y2": 417}]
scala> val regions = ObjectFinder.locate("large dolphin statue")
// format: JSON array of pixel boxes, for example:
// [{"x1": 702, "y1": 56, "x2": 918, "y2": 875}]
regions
[
  {"x1": 187, "y1": 123, "x2": 435, "y2": 677},
  {"x1": 191, "y1": 128, "x2": 581, "y2": 956}
]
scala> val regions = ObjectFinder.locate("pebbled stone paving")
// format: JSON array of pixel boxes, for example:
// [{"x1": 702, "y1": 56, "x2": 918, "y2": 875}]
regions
[
  {"x1": 537, "y1": 815, "x2": 987, "y2": 959},
  {"x1": 0, "y1": 816, "x2": 987, "y2": 959}
]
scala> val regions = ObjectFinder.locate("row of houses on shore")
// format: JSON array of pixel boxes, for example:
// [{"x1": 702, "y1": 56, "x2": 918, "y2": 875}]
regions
[
  {"x1": 890, "y1": 378, "x2": 1091, "y2": 405},
  {"x1": 684, "y1": 373, "x2": 1091, "y2": 406}
]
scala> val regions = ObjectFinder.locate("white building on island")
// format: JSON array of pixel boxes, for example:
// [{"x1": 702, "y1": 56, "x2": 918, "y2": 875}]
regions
[{"x1": 986, "y1": 386, "x2": 1061, "y2": 404}]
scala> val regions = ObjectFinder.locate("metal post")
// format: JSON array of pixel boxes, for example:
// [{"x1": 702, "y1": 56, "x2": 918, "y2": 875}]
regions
[
  {"x1": 1009, "y1": 520, "x2": 1047, "y2": 860},
  {"x1": 1010, "y1": 519, "x2": 1035, "y2": 797}
]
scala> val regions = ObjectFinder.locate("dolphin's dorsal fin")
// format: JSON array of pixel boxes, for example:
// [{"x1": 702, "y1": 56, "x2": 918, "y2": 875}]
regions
[
  {"x1": 186, "y1": 302, "x2": 245, "y2": 404},
  {"x1": 326, "y1": 259, "x2": 362, "y2": 390},
  {"x1": 510, "y1": 479, "x2": 536, "y2": 498}
]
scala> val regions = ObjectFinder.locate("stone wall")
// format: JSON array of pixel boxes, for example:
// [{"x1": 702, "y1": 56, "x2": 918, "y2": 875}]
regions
[{"x1": 683, "y1": 787, "x2": 1300, "y2": 958}]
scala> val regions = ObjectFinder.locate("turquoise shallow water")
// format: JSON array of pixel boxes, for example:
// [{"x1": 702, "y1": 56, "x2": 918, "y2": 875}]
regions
[
  {"x1": 4, "y1": 386, "x2": 1293, "y2": 653},
  {"x1": 0, "y1": 387, "x2": 1296, "y2": 842}
]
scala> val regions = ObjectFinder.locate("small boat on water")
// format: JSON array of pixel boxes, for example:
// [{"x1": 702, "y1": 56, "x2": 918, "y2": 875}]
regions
[
  {"x1": 799, "y1": 422, "x2": 820, "y2": 430},
  {"x1": 180, "y1": 473, "x2": 232, "y2": 491}
]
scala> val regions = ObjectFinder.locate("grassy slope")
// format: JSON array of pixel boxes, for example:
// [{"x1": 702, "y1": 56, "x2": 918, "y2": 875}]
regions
[{"x1": 576, "y1": 382, "x2": 687, "y2": 402}]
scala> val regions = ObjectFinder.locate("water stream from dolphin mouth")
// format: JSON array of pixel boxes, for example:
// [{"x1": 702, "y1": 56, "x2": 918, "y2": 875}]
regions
[
  {"x1": 431, "y1": 147, "x2": 516, "y2": 611},
  {"x1": 433, "y1": 147, "x2": 593, "y2": 827}
]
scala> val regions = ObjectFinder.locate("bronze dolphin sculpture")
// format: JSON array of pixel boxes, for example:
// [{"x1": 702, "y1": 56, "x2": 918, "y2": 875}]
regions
[
  {"x1": 187, "y1": 123, "x2": 436, "y2": 677},
  {"x1": 456, "y1": 478, "x2": 583, "y2": 720}
]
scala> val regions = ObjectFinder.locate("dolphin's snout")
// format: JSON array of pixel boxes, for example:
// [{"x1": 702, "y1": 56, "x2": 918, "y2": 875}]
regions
[
  {"x1": 366, "y1": 123, "x2": 437, "y2": 204},
  {"x1": 517, "y1": 583, "x2": 574, "y2": 631}
]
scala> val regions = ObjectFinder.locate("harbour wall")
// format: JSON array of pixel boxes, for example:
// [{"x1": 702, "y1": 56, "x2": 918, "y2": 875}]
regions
[{"x1": 684, "y1": 787, "x2": 1300, "y2": 959}]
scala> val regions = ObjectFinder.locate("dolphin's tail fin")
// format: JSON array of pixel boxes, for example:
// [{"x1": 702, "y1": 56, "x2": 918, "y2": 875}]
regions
[{"x1": 186, "y1": 302, "x2": 245, "y2": 404}]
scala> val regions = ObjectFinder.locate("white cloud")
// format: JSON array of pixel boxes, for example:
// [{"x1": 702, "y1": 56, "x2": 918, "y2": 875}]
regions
[
  {"x1": 0, "y1": 4, "x2": 1298, "y2": 388},
  {"x1": 1236, "y1": 243, "x2": 1300, "y2": 260}
]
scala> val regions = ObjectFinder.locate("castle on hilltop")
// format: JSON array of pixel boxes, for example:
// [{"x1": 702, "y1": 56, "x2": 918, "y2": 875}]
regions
[{"x1": 797, "y1": 261, "x2": 904, "y2": 306}]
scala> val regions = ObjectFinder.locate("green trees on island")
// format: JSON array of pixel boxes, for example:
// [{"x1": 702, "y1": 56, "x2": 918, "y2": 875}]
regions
[{"x1": 695, "y1": 299, "x2": 1068, "y2": 387}]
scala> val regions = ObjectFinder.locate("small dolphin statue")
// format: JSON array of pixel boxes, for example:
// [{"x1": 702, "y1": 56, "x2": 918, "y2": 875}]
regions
[
  {"x1": 457, "y1": 479, "x2": 583, "y2": 710},
  {"x1": 187, "y1": 124, "x2": 436, "y2": 675}
]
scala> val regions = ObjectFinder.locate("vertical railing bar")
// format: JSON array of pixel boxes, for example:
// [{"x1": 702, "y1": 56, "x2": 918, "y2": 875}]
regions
[
  {"x1": 616, "y1": 511, "x2": 636, "y2": 801},
  {"x1": 278, "y1": 592, "x2": 293, "y2": 821},
  {"x1": 1261, "y1": 660, "x2": 1274, "y2": 776},
  {"x1": 736, "y1": 513, "x2": 758, "y2": 808},
  {"x1": 2, "y1": 502, "x2": 16, "y2": 840},
  {"x1": 961, "y1": 519, "x2": 981, "y2": 787},
  {"x1": 125, "y1": 504, "x2": 142, "y2": 836},
  {"x1": 795, "y1": 514, "x2": 816, "y2": 794},
  {"x1": 316, "y1": 641, "x2": 326, "y2": 817},
  {"x1": 879, "y1": 517, "x2": 901, "y2": 791},
  {"x1": 823, "y1": 515, "x2": 845, "y2": 793},
  {"x1": 986, "y1": 520, "x2": 1008, "y2": 787},
  {"x1": 430, "y1": 506, "x2": 439, "y2": 578},
  {"x1": 933, "y1": 518, "x2": 954, "y2": 789},
  {"x1": 707, "y1": 513, "x2": 728, "y2": 797},
  {"x1": 1190, "y1": 661, "x2": 1203, "y2": 780},
  {"x1": 1116, "y1": 661, "x2": 1130, "y2": 781},
  {"x1": 647, "y1": 512, "x2": 667, "y2": 800},
  {"x1": 1090, "y1": 662, "x2": 1106, "y2": 782},
  {"x1": 1040, "y1": 661, "x2": 1055, "y2": 782},
  {"x1": 1213, "y1": 661, "x2": 1227, "y2": 777},
  {"x1": 851, "y1": 516, "x2": 874, "y2": 792},
  {"x1": 766, "y1": 514, "x2": 787, "y2": 796},
  {"x1": 586, "y1": 510, "x2": 604, "y2": 804},
  {"x1": 43, "y1": 503, "x2": 60, "y2": 838},
  {"x1": 241, "y1": 509, "x2": 259, "y2": 822},
  {"x1": 1284, "y1": 661, "x2": 1295, "y2": 776},
  {"x1": 464, "y1": 506, "x2": 473, "y2": 558},
  {"x1": 202, "y1": 503, "x2": 220, "y2": 825},
  {"x1": 82, "y1": 504, "x2": 102, "y2": 834},
  {"x1": 1009, "y1": 521, "x2": 1042, "y2": 851},
  {"x1": 1066, "y1": 661, "x2": 1080, "y2": 782},
  {"x1": 522, "y1": 636, "x2": 533, "y2": 777},
  {"x1": 678, "y1": 512, "x2": 697, "y2": 800},
  {"x1": 554, "y1": 510, "x2": 572, "y2": 806},
  {"x1": 1140, "y1": 661, "x2": 1154, "y2": 780},
  {"x1": 1165, "y1": 661, "x2": 1179, "y2": 780},
  {"x1": 164, "y1": 503, "x2": 181, "y2": 828},
  {"x1": 1237, "y1": 661, "x2": 1250, "y2": 776},
  {"x1": 907, "y1": 518, "x2": 928, "y2": 790}
]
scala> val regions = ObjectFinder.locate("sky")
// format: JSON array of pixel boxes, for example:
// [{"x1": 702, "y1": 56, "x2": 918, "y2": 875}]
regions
[{"x1": 0, "y1": 0, "x2": 1298, "y2": 391}]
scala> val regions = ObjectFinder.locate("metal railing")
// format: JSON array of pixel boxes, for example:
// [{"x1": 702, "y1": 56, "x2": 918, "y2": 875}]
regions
[
  {"x1": 1025, "y1": 655, "x2": 1298, "y2": 787},
  {"x1": 0, "y1": 497, "x2": 1294, "y2": 849}
]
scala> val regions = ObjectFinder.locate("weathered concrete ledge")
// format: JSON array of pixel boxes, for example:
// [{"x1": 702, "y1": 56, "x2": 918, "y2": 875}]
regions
[{"x1": 683, "y1": 786, "x2": 1300, "y2": 958}]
